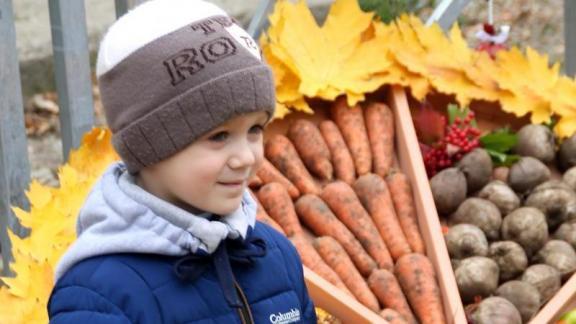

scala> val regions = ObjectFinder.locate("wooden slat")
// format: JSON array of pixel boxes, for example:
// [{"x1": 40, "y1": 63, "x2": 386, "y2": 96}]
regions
[
  {"x1": 0, "y1": 0, "x2": 32, "y2": 276},
  {"x1": 565, "y1": 0, "x2": 576, "y2": 77},
  {"x1": 48, "y1": 0, "x2": 94, "y2": 160}
]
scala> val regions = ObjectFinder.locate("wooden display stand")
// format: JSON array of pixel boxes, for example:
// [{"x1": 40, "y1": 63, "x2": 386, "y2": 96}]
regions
[
  {"x1": 408, "y1": 89, "x2": 576, "y2": 324},
  {"x1": 265, "y1": 86, "x2": 467, "y2": 324}
]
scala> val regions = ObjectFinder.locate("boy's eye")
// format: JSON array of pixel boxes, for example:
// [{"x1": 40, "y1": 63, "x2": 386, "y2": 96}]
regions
[
  {"x1": 249, "y1": 124, "x2": 264, "y2": 134},
  {"x1": 209, "y1": 131, "x2": 229, "y2": 142}
]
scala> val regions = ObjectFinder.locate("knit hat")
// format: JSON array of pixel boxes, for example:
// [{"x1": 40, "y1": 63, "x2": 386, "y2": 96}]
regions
[{"x1": 96, "y1": 0, "x2": 276, "y2": 173}]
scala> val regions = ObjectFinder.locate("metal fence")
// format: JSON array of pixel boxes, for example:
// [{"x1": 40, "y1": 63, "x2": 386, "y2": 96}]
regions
[{"x1": 0, "y1": 0, "x2": 574, "y2": 276}]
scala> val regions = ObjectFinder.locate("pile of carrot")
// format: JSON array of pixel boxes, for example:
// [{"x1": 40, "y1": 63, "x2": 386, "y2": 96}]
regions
[{"x1": 251, "y1": 97, "x2": 446, "y2": 324}]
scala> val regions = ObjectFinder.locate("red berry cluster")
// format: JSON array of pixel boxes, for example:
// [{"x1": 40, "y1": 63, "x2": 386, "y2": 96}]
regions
[{"x1": 423, "y1": 111, "x2": 481, "y2": 177}]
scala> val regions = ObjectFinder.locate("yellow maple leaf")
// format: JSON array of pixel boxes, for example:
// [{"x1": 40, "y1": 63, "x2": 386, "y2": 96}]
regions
[
  {"x1": 0, "y1": 127, "x2": 119, "y2": 324},
  {"x1": 261, "y1": 0, "x2": 393, "y2": 110}
]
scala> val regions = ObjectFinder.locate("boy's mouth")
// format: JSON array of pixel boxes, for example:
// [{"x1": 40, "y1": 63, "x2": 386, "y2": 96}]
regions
[{"x1": 217, "y1": 180, "x2": 245, "y2": 186}]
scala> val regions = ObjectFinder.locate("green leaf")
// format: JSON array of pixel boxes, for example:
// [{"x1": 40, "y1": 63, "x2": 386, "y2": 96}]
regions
[
  {"x1": 447, "y1": 104, "x2": 477, "y2": 127},
  {"x1": 480, "y1": 127, "x2": 518, "y2": 152},
  {"x1": 485, "y1": 149, "x2": 520, "y2": 167}
]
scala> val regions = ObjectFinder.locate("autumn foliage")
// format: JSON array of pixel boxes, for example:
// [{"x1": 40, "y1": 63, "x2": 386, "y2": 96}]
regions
[{"x1": 261, "y1": 0, "x2": 576, "y2": 139}]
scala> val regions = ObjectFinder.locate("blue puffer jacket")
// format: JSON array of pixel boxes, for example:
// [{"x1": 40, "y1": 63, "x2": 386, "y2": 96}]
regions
[{"x1": 48, "y1": 163, "x2": 316, "y2": 323}]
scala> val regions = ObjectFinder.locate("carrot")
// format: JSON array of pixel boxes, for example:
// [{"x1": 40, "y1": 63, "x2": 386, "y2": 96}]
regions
[
  {"x1": 287, "y1": 119, "x2": 333, "y2": 181},
  {"x1": 256, "y1": 158, "x2": 300, "y2": 199},
  {"x1": 369, "y1": 269, "x2": 417, "y2": 324},
  {"x1": 395, "y1": 253, "x2": 445, "y2": 324},
  {"x1": 354, "y1": 174, "x2": 412, "y2": 260},
  {"x1": 386, "y1": 171, "x2": 425, "y2": 254},
  {"x1": 365, "y1": 102, "x2": 395, "y2": 177},
  {"x1": 265, "y1": 135, "x2": 321, "y2": 195},
  {"x1": 314, "y1": 236, "x2": 380, "y2": 312},
  {"x1": 294, "y1": 194, "x2": 377, "y2": 277},
  {"x1": 289, "y1": 234, "x2": 352, "y2": 295},
  {"x1": 248, "y1": 174, "x2": 263, "y2": 190},
  {"x1": 330, "y1": 96, "x2": 372, "y2": 176},
  {"x1": 256, "y1": 204, "x2": 285, "y2": 235},
  {"x1": 319, "y1": 120, "x2": 356, "y2": 185},
  {"x1": 257, "y1": 182, "x2": 302, "y2": 236},
  {"x1": 380, "y1": 309, "x2": 409, "y2": 324},
  {"x1": 321, "y1": 181, "x2": 393, "y2": 271}
]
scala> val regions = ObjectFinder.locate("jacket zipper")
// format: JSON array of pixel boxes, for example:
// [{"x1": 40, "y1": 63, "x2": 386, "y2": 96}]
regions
[{"x1": 234, "y1": 280, "x2": 254, "y2": 324}]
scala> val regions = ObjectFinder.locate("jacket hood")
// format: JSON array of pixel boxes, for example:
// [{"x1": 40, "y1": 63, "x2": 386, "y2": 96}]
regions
[{"x1": 54, "y1": 162, "x2": 257, "y2": 281}]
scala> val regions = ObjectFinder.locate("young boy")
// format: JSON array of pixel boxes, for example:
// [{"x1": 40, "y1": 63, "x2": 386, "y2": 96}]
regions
[{"x1": 47, "y1": 0, "x2": 316, "y2": 323}]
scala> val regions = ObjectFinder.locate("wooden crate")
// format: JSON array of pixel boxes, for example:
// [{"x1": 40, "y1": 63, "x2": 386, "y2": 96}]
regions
[
  {"x1": 407, "y1": 90, "x2": 576, "y2": 323},
  {"x1": 264, "y1": 86, "x2": 467, "y2": 324}
]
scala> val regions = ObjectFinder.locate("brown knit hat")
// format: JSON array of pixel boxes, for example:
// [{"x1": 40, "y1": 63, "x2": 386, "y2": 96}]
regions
[{"x1": 96, "y1": 0, "x2": 275, "y2": 173}]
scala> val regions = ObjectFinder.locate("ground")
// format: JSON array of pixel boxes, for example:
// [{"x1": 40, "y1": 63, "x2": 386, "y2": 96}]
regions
[{"x1": 26, "y1": 0, "x2": 566, "y2": 187}]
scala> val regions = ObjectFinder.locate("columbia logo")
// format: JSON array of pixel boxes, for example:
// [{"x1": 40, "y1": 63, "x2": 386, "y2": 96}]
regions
[{"x1": 269, "y1": 308, "x2": 301, "y2": 324}]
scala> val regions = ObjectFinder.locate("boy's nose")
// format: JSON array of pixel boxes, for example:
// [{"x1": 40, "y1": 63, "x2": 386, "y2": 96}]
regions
[{"x1": 229, "y1": 143, "x2": 256, "y2": 169}]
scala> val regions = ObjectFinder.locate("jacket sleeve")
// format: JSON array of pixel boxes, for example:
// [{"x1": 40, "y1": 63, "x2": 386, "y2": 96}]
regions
[{"x1": 48, "y1": 285, "x2": 132, "y2": 324}]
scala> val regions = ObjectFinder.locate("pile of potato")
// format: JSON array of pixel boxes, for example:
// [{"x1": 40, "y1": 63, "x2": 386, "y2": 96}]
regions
[{"x1": 430, "y1": 124, "x2": 576, "y2": 323}]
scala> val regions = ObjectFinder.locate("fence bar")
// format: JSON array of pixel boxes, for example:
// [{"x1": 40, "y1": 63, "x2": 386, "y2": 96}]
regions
[
  {"x1": 426, "y1": 0, "x2": 473, "y2": 30},
  {"x1": 0, "y1": 0, "x2": 31, "y2": 276},
  {"x1": 247, "y1": 0, "x2": 275, "y2": 39},
  {"x1": 48, "y1": 0, "x2": 94, "y2": 160},
  {"x1": 115, "y1": 0, "x2": 148, "y2": 18},
  {"x1": 565, "y1": 0, "x2": 576, "y2": 77},
  {"x1": 115, "y1": 0, "x2": 129, "y2": 19}
]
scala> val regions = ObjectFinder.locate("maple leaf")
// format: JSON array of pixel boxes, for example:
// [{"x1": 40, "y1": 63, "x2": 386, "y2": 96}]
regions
[
  {"x1": 261, "y1": 0, "x2": 393, "y2": 110},
  {"x1": 0, "y1": 128, "x2": 118, "y2": 323}
]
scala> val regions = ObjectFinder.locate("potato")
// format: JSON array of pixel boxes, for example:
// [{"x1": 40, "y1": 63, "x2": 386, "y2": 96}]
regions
[
  {"x1": 508, "y1": 157, "x2": 551, "y2": 193},
  {"x1": 457, "y1": 148, "x2": 493, "y2": 193},
  {"x1": 501, "y1": 207, "x2": 548, "y2": 257},
  {"x1": 471, "y1": 297, "x2": 522, "y2": 324},
  {"x1": 513, "y1": 124, "x2": 556, "y2": 163},
  {"x1": 455, "y1": 256, "x2": 499, "y2": 303},
  {"x1": 489, "y1": 241, "x2": 528, "y2": 282},
  {"x1": 533, "y1": 240, "x2": 576, "y2": 278},
  {"x1": 478, "y1": 180, "x2": 521, "y2": 216},
  {"x1": 554, "y1": 222, "x2": 576, "y2": 251},
  {"x1": 564, "y1": 166, "x2": 576, "y2": 192},
  {"x1": 445, "y1": 224, "x2": 489, "y2": 259},
  {"x1": 492, "y1": 166, "x2": 510, "y2": 183},
  {"x1": 495, "y1": 281, "x2": 541, "y2": 323},
  {"x1": 525, "y1": 180, "x2": 576, "y2": 230},
  {"x1": 521, "y1": 264, "x2": 562, "y2": 303},
  {"x1": 559, "y1": 134, "x2": 576, "y2": 171},
  {"x1": 430, "y1": 167, "x2": 467, "y2": 215},
  {"x1": 450, "y1": 198, "x2": 502, "y2": 240}
]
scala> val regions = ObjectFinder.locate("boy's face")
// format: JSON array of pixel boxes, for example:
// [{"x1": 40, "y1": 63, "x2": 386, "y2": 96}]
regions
[{"x1": 139, "y1": 111, "x2": 269, "y2": 216}]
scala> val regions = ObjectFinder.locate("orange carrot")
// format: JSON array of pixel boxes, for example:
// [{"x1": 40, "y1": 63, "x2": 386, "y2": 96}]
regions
[
  {"x1": 256, "y1": 158, "x2": 300, "y2": 199},
  {"x1": 256, "y1": 204, "x2": 285, "y2": 235},
  {"x1": 314, "y1": 236, "x2": 380, "y2": 312},
  {"x1": 386, "y1": 171, "x2": 425, "y2": 254},
  {"x1": 289, "y1": 234, "x2": 352, "y2": 295},
  {"x1": 319, "y1": 120, "x2": 356, "y2": 185},
  {"x1": 295, "y1": 194, "x2": 377, "y2": 277},
  {"x1": 321, "y1": 181, "x2": 393, "y2": 271},
  {"x1": 354, "y1": 174, "x2": 412, "y2": 260},
  {"x1": 265, "y1": 135, "x2": 321, "y2": 195},
  {"x1": 330, "y1": 96, "x2": 372, "y2": 176},
  {"x1": 369, "y1": 269, "x2": 417, "y2": 324},
  {"x1": 248, "y1": 174, "x2": 263, "y2": 190},
  {"x1": 288, "y1": 119, "x2": 333, "y2": 181},
  {"x1": 365, "y1": 102, "x2": 395, "y2": 177},
  {"x1": 395, "y1": 254, "x2": 445, "y2": 324},
  {"x1": 257, "y1": 182, "x2": 302, "y2": 236},
  {"x1": 380, "y1": 309, "x2": 409, "y2": 324}
]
